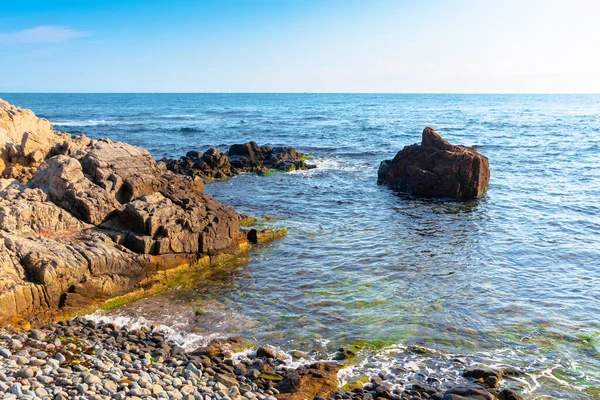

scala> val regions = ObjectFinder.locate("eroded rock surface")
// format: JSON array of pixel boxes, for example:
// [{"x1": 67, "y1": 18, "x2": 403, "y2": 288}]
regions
[
  {"x1": 0, "y1": 99, "x2": 253, "y2": 325},
  {"x1": 162, "y1": 141, "x2": 315, "y2": 181},
  {"x1": 378, "y1": 127, "x2": 490, "y2": 201}
]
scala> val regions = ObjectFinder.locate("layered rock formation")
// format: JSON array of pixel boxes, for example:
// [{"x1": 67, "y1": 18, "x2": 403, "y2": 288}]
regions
[
  {"x1": 378, "y1": 128, "x2": 490, "y2": 201},
  {"x1": 0, "y1": 99, "x2": 255, "y2": 325},
  {"x1": 162, "y1": 141, "x2": 315, "y2": 181}
]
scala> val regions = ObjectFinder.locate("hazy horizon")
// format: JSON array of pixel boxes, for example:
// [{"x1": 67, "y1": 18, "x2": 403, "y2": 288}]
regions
[{"x1": 1, "y1": 0, "x2": 599, "y2": 93}]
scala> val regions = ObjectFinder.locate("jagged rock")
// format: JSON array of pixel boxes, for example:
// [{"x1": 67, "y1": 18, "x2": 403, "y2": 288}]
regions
[
  {"x1": 77, "y1": 139, "x2": 165, "y2": 203},
  {"x1": 0, "y1": 98, "x2": 250, "y2": 325},
  {"x1": 0, "y1": 99, "x2": 83, "y2": 182},
  {"x1": 162, "y1": 141, "x2": 314, "y2": 181},
  {"x1": 378, "y1": 127, "x2": 490, "y2": 201},
  {"x1": 29, "y1": 155, "x2": 120, "y2": 225}
]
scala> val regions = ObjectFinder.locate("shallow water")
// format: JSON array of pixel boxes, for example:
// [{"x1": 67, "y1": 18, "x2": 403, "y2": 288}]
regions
[{"x1": 3, "y1": 93, "x2": 600, "y2": 398}]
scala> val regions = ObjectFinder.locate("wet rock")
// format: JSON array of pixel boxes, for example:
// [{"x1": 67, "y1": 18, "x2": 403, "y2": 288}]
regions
[
  {"x1": 277, "y1": 362, "x2": 342, "y2": 400},
  {"x1": 333, "y1": 347, "x2": 356, "y2": 361},
  {"x1": 442, "y1": 385, "x2": 494, "y2": 400},
  {"x1": 246, "y1": 228, "x2": 287, "y2": 245},
  {"x1": 256, "y1": 346, "x2": 277, "y2": 359},
  {"x1": 463, "y1": 368, "x2": 503, "y2": 388},
  {"x1": 499, "y1": 389, "x2": 524, "y2": 400},
  {"x1": 378, "y1": 127, "x2": 490, "y2": 201},
  {"x1": 162, "y1": 141, "x2": 314, "y2": 181}
]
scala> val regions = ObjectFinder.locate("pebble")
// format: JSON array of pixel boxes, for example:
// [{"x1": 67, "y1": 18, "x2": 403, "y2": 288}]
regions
[
  {"x1": 0, "y1": 318, "x2": 513, "y2": 400},
  {"x1": 54, "y1": 352, "x2": 67, "y2": 363}
]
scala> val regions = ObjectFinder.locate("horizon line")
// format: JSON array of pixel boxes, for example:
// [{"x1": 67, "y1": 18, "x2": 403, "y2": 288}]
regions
[{"x1": 1, "y1": 91, "x2": 600, "y2": 95}]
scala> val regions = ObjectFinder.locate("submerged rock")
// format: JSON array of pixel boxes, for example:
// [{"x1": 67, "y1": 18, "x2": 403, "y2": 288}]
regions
[
  {"x1": 161, "y1": 141, "x2": 315, "y2": 181},
  {"x1": 378, "y1": 127, "x2": 490, "y2": 201}
]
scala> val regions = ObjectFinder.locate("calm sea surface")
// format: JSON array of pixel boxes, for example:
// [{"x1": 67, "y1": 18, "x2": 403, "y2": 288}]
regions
[{"x1": 3, "y1": 93, "x2": 600, "y2": 398}]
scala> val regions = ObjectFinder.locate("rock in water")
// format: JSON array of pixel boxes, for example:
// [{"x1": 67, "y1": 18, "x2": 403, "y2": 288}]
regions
[
  {"x1": 378, "y1": 127, "x2": 490, "y2": 201},
  {"x1": 161, "y1": 141, "x2": 315, "y2": 180}
]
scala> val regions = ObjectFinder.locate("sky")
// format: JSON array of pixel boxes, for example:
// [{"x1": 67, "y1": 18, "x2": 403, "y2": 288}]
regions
[{"x1": 0, "y1": 0, "x2": 598, "y2": 93}]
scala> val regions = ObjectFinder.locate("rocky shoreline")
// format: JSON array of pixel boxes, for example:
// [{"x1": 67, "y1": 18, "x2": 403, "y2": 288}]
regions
[
  {"x1": 0, "y1": 319, "x2": 525, "y2": 400},
  {"x1": 0, "y1": 99, "x2": 296, "y2": 326},
  {"x1": 0, "y1": 99, "x2": 530, "y2": 399}
]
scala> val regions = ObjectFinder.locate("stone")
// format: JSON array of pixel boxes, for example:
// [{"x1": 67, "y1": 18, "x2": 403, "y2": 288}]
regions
[
  {"x1": 378, "y1": 127, "x2": 490, "y2": 201},
  {"x1": 215, "y1": 373, "x2": 240, "y2": 387},
  {"x1": 463, "y1": 369, "x2": 503, "y2": 388},
  {"x1": 29, "y1": 329, "x2": 46, "y2": 341},
  {"x1": 499, "y1": 389, "x2": 524, "y2": 400},
  {"x1": 442, "y1": 385, "x2": 494, "y2": 400},
  {"x1": 84, "y1": 373, "x2": 102, "y2": 384},
  {"x1": 255, "y1": 346, "x2": 276, "y2": 359},
  {"x1": 16, "y1": 368, "x2": 35, "y2": 378},
  {"x1": 276, "y1": 362, "x2": 342, "y2": 400},
  {"x1": 0, "y1": 348, "x2": 11, "y2": 358}
]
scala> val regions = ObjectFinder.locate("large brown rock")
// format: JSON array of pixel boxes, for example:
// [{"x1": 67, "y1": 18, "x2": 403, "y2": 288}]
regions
[
  {"x1": 378, "y1": 127, "x2": 490, "y2": 201},
  {"x1": 0, "y1": 99, "x2": 249, "y2": 325}
]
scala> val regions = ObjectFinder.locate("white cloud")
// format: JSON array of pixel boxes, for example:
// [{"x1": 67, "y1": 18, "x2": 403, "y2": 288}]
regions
[{"x1": 0, "y1": 26, "x2": 87, "y2": 44}]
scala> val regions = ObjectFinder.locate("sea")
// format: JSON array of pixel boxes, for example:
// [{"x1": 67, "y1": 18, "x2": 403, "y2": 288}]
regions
[{"x1": 2, "y1": 93, "x2": 599, "y2": 398}]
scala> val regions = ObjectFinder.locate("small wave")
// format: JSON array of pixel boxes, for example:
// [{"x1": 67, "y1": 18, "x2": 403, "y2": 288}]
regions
[
  {"x1": 84, "y1": 312, "x2": 223, "y2": 351},
  {"x1": 54, "y1": 119, "x2": 111, "y2": 127},
  {"x1": 302, "y1": 116, "x2": 329, "y2": 121},
  {"x1": 179, "y1": 127, "x2": 205, "y2": 133},
  {"x1": 157, "y1": 114, "x2": 197, "y2": 119},
  {"x1": 311, "y1": 157, "x2": 372, "y2": 173}
]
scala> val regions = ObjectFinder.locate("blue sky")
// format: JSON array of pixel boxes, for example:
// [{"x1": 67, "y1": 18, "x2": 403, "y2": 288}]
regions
[{"x1": 0, "y1": 0, "x2": 598, "y2": 93}]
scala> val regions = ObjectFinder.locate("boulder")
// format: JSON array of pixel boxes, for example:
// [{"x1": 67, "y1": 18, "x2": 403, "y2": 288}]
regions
[
  {"x1": 463, "y1": 368, "x2": 504, "y2": 388},
  {"x1": 378, "y1": 127, "x2": 490, "y2": 201},
  {"x1": 442, "y1": 385, "x2": 494, "y2": 400},
  {"x1": 499, "y1": 389, "x2": 524, "y2": 400}
]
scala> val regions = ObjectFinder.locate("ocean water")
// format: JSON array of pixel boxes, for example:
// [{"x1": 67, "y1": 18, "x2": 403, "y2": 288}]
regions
[{"x1": 2, "y1": 93, "x2": 600, "y2": 398}]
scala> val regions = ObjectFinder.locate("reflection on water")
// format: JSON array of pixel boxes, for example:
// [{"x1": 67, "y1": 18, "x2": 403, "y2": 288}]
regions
[{"x1": 5, "y1": 93, "x2": 600, "y2": 398}]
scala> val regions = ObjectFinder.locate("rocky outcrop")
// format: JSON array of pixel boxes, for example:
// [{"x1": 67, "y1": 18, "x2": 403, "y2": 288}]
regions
[
  {"x1": 0, "y1": 99, "x2": 92, "y2": 182},
  {"x1": 162, "y1": 141, "x2": 315, "y2": 181},
  {"x1": 0, "y1": 99, "x2": 284, "y2": 325},
  {"x1": 378, "y1": 128, "x2": 490, "y2": 201}
]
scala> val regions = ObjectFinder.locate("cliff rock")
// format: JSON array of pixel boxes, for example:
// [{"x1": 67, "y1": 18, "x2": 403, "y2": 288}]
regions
[{"x1": 0, "y1": 99, "x2": 248, "y2": 325}]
